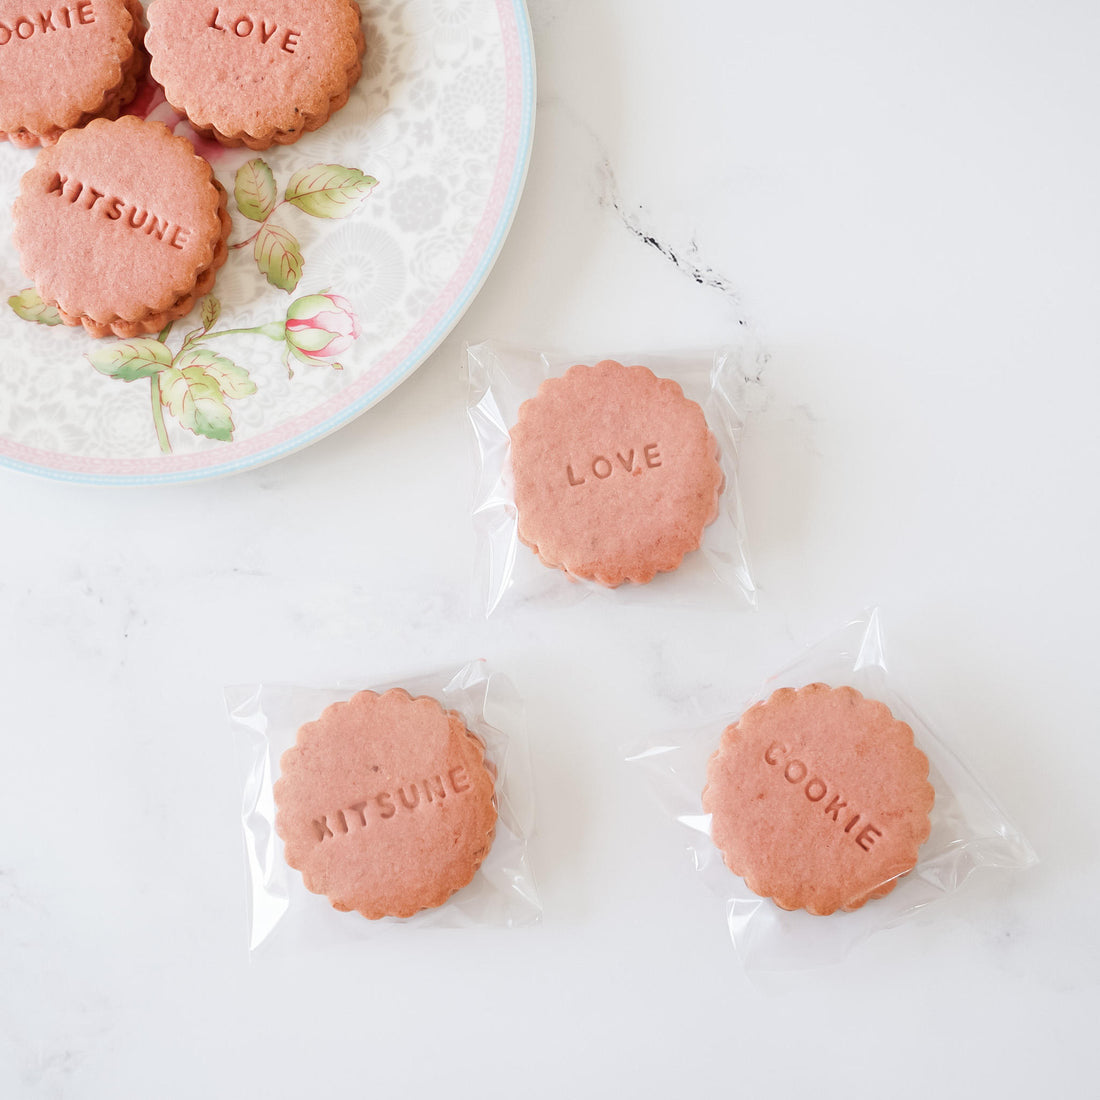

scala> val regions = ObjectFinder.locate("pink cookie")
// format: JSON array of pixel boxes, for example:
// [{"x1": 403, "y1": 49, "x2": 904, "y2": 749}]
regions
[
  {"x1": 509, "y1": 360, "x2": 725, "y2": 587},
  {"x1": 12, "y1": 115, "x2": 231, "y2": 338},
  {"x1": 274, "y1": 689, "x2": 497, "y2": 920},
  {"x1": 146, "y1": 0, "x2": 365, "y2": 150},
  {"x1": 702, "y1": 684, "x2": 935, "y2": 915},
  {"x1": 0, "y1": 0, "x2": 146, "y2": 148}
]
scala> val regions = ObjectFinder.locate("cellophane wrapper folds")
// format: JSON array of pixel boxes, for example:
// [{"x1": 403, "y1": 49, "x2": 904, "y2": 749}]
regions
[
  {"x1": 627, "y1": 609, "x2": 1036, "y2": 973},
  {"x1": 465, "y1": 340, "x2": 758, "y2": 616},
  {"x1": 227, "y1": 660, "x2": 541, "y2": 958}
]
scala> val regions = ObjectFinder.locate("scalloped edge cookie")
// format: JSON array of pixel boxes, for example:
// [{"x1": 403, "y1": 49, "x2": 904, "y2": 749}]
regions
[
  {"x1": 702, "y1": 683, "x2": 934, "y2": 915},
  {"x1": 12, "y1": 115, "x2": 231, "y2": 338},
  {"x1": 0, "y1": 0, "x2": 146, "y2": 148},
  {"x1": 146, "y1": 0, "x2": 364, "y2": 150},
  {"x1": 509, "y1": 360, "x2": 725, "y2": 587},
  {"x1": 274, "y1": 689, "x2": 498, "y2": 921}
]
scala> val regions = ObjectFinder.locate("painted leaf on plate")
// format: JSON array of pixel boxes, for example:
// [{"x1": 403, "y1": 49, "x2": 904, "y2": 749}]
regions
[
  {"x1": 8, "y1": 288, "x2": 63, "y2": 327},
  {"x1": 160, "y1": 365, "x2": 234, "y2": 443},
  {"x1": 254, "y1": 223, "x2": 305, "y2": 292},
  {"x1": 159, "y1": 348, "x2": 256, "y2": 442},
  {"x1": 86, "y1": 338, "x2": 173, "y2": 382},
  {"x1": 284, "y1": 164, "x2": 378, "y2": 219},
  {"x1": 200, "y1": 295, "x2": 222, "y2": 333},
  {"x1": 175, "y1": 347, "x2": 257, "y2": 401},
  {"x1": 235, "y1": 159, "x2": 278, "y2": 222}
]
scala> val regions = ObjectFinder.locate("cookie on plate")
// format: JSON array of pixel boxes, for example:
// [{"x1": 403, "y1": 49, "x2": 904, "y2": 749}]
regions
[
  {"x1": 274, "y1": 689, "x2": 498, "y2": 920},
  {"x1": 0, "y1": 0, "x2": 146, "y2": 148},
  {"x1": 509, "y1": 360, "x2": 725, "y2": 587},
  {"x1": 146, "y1": 0, "x2": 365, "y2": 150},
  {"x1": 12, "y1": 115, "x2": 231, "y2": 338},
  {"x1": 702, "y1": 683, "x2": 934, "y2": 915}
]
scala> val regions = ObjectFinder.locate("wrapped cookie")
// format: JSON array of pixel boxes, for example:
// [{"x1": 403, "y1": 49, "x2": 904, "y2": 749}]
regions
[
  {"x1": 466, "y1": 341, "x2": 757, "y2": 615},
  {"x1": 275, "y1": 689, "x2": 499, "y2": 920},
  {"x1": 627, "y1": 609, "x2": 1037, "y2": 972},
  {"x1": 227, "y1": 661, "x2": 540, "y2": 957}
]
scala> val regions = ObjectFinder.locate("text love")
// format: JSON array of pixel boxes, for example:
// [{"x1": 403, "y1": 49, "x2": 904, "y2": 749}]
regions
[
  {"x1": 566, "y1": 443, "x2": 662, "y2": 487},
  {"x1": 207, "y1": 8, "x2": 300, "y2": 53}
]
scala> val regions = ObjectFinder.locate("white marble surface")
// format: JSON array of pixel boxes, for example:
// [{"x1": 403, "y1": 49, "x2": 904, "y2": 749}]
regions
[{"x1": 3, "y1": 1, "x2": 1099, "y2": 1095}]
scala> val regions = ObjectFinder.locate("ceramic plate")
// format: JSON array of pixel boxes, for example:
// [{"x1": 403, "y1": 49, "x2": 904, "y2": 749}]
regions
[{"x1": 0, "y1": 0, "x2": 534, "y2": 484}]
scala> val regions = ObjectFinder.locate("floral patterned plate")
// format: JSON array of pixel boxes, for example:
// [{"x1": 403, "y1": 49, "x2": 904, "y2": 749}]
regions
[{"x1": 0, "y1": 0, "x2": 534, "y2": 484}]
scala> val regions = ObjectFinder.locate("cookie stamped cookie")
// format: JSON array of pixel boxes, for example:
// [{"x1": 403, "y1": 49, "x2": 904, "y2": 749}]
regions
[
  {"x1": 0, "y1": 0, "x2": 146, "y2": 148},
  {"x1": 703, "y1": 684, "x2": 934, "y2": 915},
  {"x1": 274, "y1": 689, "x2": 498, "y2": 920},
  {"x1": 509, "y1": 360, "x2": 725, "y2": 587}
]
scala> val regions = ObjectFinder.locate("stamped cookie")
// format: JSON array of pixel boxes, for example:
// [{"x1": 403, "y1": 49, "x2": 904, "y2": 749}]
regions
[
  {"x1": 12, "y1": 115, "x2": 231, "y2": 338},
  {"x1": 0, "y1": 0, "x2": 146, "y2": 148},
  {"x1": 274, "y1": 689, "x2": 498, "y2": 920},
  {"x1": 146, "y1": 0, "x2": 365, "y2": 150},
  {"x1": 508, "y1": 360, "x2": 724, "y2": 587},
  {"x1": 702, "y1": 684, "x2": 934, "y2": 915}
]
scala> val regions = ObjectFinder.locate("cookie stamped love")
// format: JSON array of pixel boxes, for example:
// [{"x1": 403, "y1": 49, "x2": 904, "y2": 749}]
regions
[
  {"x1": 565, "y1": 443, "x2": 662, "y2": 486},
  {"x1": 205, "y1": 7, "x2": 300, "y2": 53}
]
